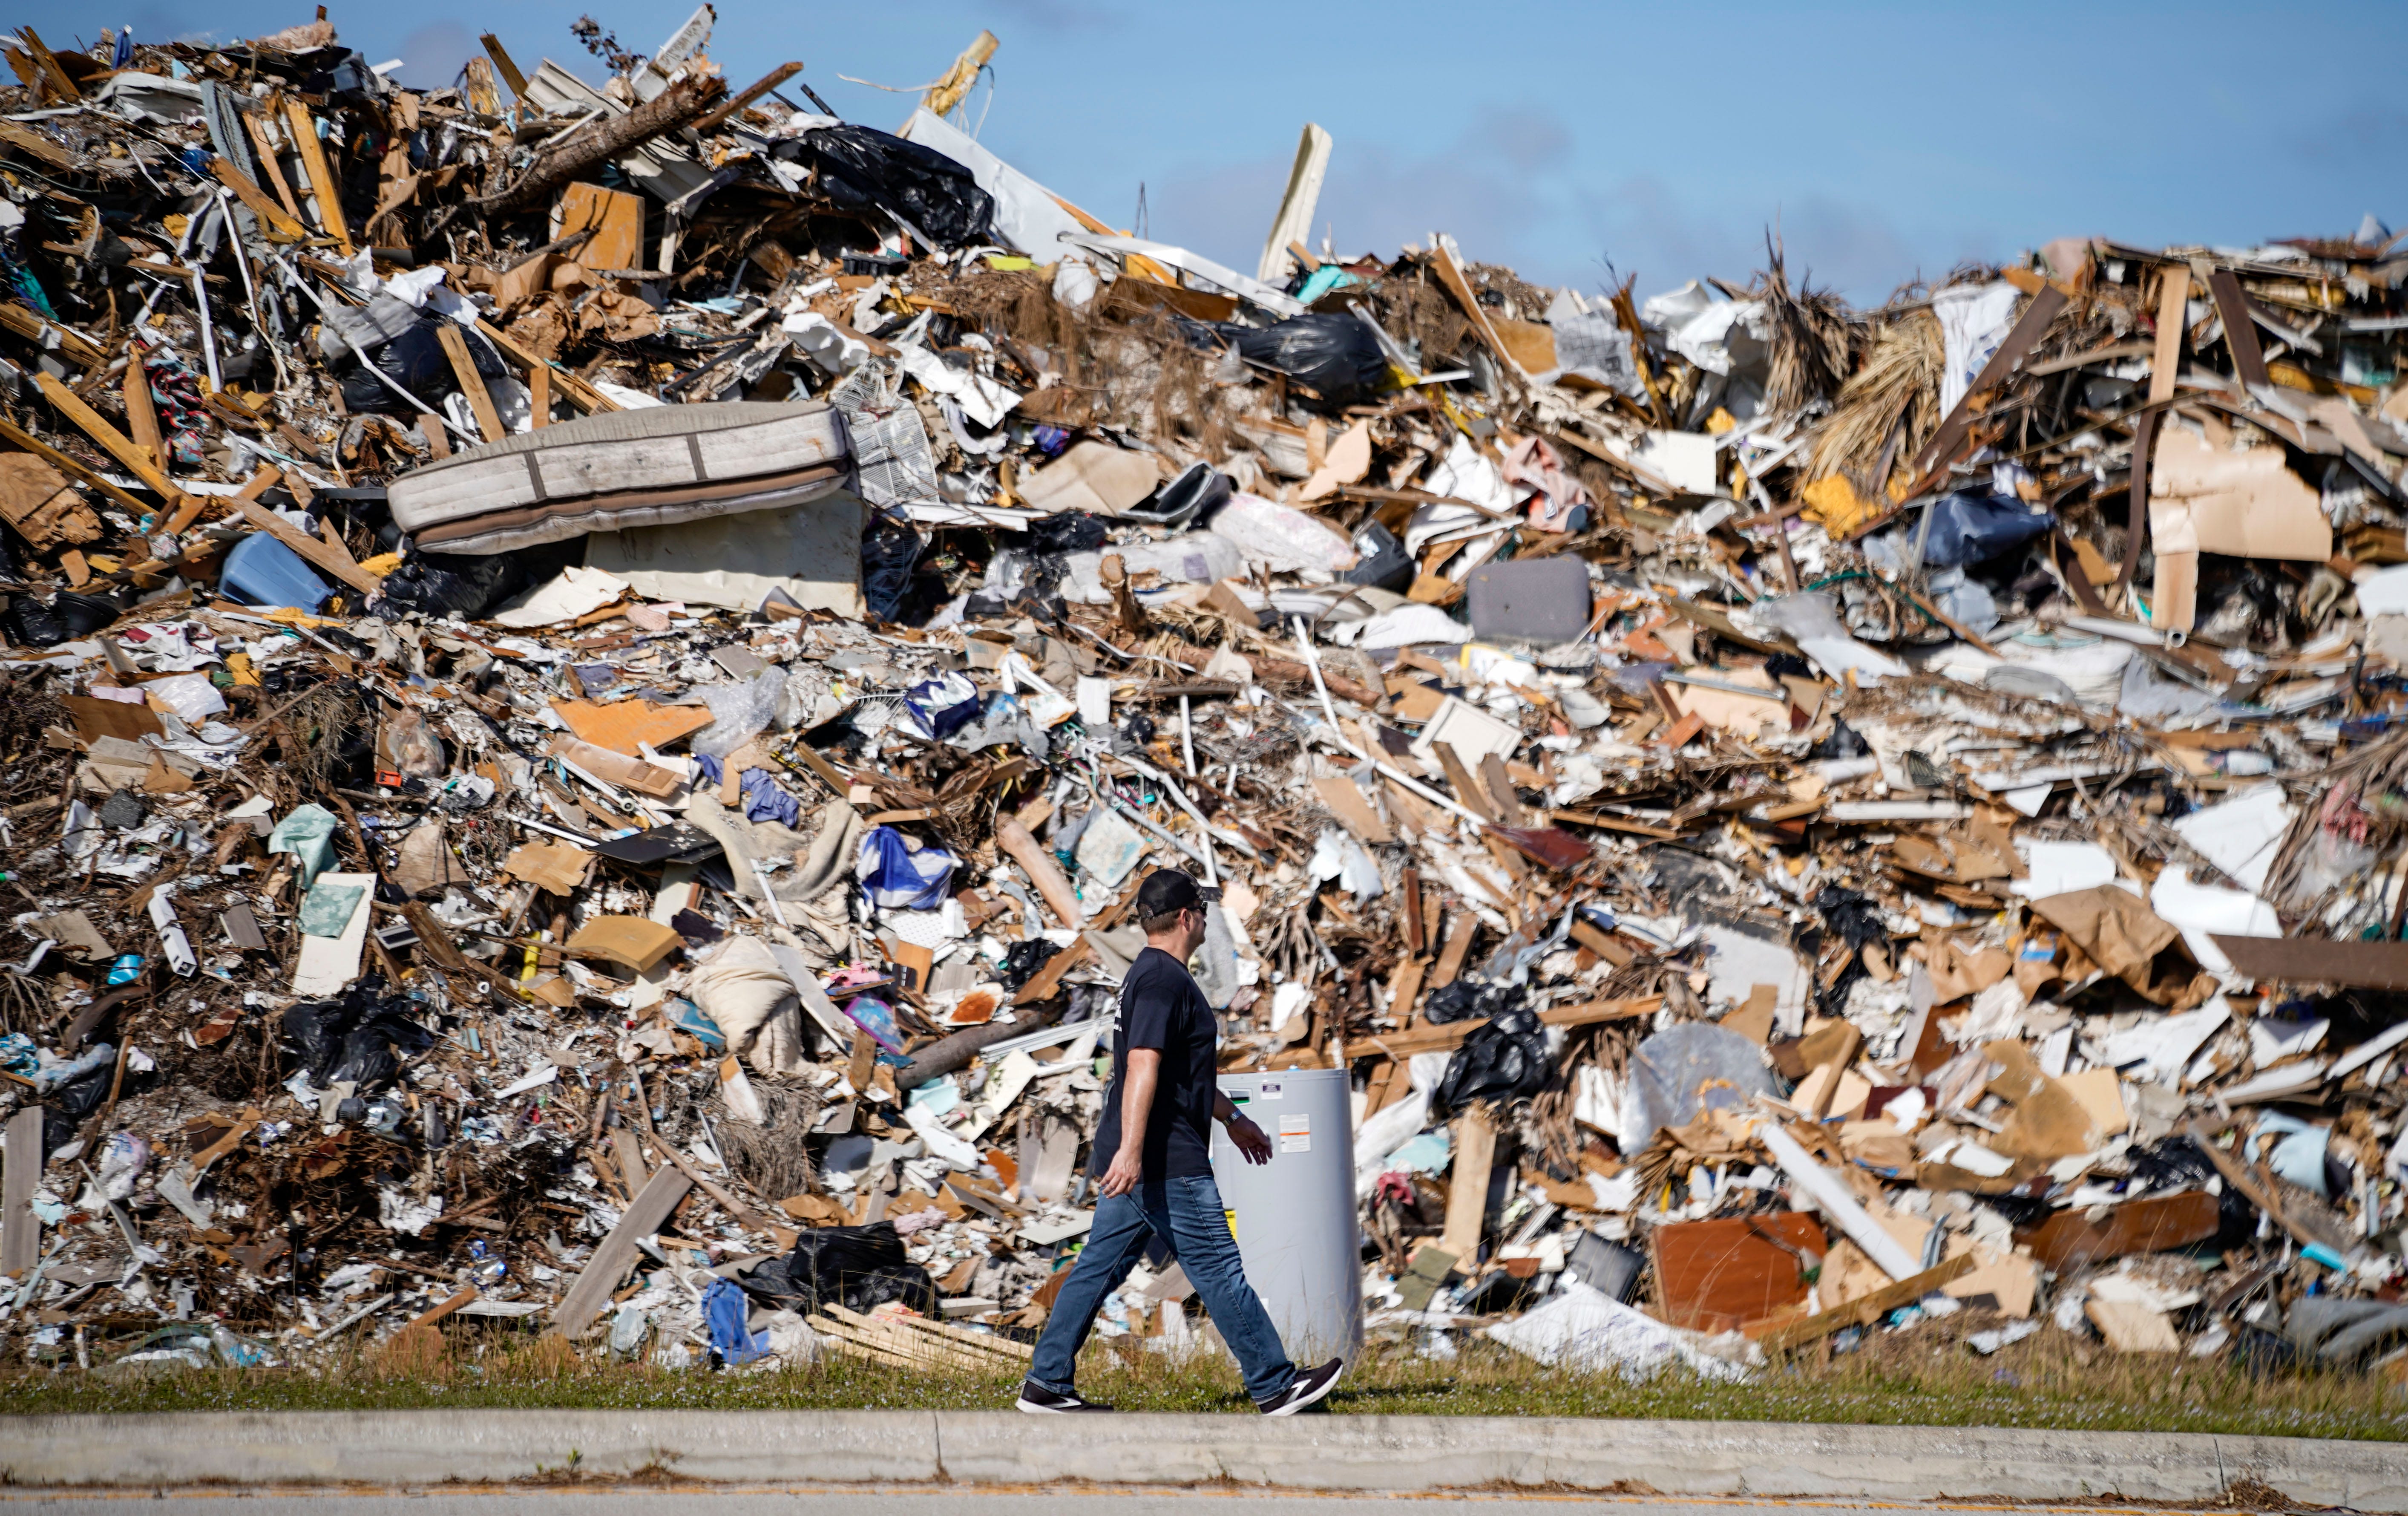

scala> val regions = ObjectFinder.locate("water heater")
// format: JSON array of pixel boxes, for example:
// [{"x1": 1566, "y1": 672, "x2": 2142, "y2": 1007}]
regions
[{"x1": 1209, "y1": 1066, "x2": 1362, "y2": 1362}]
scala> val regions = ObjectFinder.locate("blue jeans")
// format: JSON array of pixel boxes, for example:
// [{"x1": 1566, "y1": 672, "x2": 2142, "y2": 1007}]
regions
[{"x1": 1027, "y1": 1173, "x2": 1297, "y2": 1404}]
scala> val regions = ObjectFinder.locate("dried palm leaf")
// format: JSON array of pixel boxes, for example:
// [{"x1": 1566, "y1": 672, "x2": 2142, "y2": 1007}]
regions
[
  {"x1": 1807, "y1": 310, "x2": 1943, "y2": 494},
  {"x1": 1758, "y1": 239, "x2": 1856, "y2": 415}
]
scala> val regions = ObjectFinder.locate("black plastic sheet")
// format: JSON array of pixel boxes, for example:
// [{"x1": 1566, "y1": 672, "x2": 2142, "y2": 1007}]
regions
[
  {"x1": 785, "y1": 126, "x2": 997, "y2": 250},
  {"x1": 1220, "y1": 313, "x2": 1391, "y2": 411},
  {"x1": 736, "y1": 1220, "x2": 940, "y2": 1317},
  {"x1": 1432, "y1": 1007, "x2": 1551, "y2": 1116}
]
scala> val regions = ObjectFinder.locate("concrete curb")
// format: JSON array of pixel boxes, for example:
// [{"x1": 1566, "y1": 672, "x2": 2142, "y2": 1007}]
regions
[{"x1": 3, "y1": 1410, "x2": 2404, "y2": 1506}]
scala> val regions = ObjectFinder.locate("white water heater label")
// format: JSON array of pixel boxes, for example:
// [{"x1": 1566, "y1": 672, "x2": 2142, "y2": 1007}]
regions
[{"x1": 1278, "y1": 1112, "x2": 1311, "y2": 1151}]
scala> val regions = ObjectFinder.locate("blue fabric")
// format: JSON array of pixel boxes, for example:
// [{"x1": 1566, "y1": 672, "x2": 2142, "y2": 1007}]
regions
[
  {"x1": 667, "y1": 997, "x2": 726, "y2": 1052},
  {"x1": 1027, "y1": 1174, "x2": 1295, "y2": 1404},
  {"x1": 689, "y1": 754, "x2": 803, "y2": 828},
  {"x1": 901, "y1": 672, "x2": 984, "y2": 742},
  {"x1": 702, "y1": 1277, "x2": 770, "y2": 1365},
  {"x1": 858, "y1": 825, "x2": 958, "y2": 909}
]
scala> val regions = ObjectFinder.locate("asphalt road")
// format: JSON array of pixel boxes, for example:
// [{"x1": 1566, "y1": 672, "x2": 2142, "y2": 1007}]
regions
[{"x1": 0, "y1": 1491, "x2": 2268, "y2": 1516}]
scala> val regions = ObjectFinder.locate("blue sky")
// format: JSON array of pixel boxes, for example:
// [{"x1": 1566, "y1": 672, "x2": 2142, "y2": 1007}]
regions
[{"x1": 40, "y1": 0, "x2": 2408, "y2": 303}]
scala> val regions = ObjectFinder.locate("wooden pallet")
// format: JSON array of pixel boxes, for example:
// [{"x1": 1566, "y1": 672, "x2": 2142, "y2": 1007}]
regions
[{"x1": 806, "y1": 1303, "x2": 1033, "y2": 1373}]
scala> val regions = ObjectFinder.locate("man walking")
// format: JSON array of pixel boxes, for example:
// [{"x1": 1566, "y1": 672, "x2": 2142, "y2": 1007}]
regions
[{"x1": 1017, "y1": 867, "x2": 1346, "y2": 1415}]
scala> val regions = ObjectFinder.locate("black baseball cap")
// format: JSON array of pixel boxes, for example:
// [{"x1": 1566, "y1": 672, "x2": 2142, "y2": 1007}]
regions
[{"x1": 1135, "y1": 867, "x2": 1220, "y2": 917}]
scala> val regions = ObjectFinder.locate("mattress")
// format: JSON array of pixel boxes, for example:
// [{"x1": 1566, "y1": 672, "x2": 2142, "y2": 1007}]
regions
[{"x1": 387, "y1": 400, "x2": 853, "y2": 555}]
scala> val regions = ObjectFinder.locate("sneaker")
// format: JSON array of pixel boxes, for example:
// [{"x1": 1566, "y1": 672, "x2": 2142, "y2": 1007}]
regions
[
  {"x1": 1255, "y1": 1357, "x2": 1345, "y2": 1416},
  {"x1": 1016, "y1": 1381, "x2": 1115, "y2": 1413}
]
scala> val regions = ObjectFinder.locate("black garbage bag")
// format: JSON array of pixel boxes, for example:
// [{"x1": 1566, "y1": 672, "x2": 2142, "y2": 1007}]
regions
[
  {"x1": 736, "y1": 1221, "x2": 940, "y2": 1317},
  {"x1": 1018, "y1": 513, "x2": 1111, "y2": 554},
  {"x1": 1422, "y1": 976, "x2": 1523, "y2": 1026},
  {"x1": 2, "y1": 594, "x2": 71, "y2": 646},
  {"x1": 282, "y1": 975, "x2": 429, "y2": 1089},
  {"x1": 860, "y1": 509, "x2": 925, "y2": 622},
  {"x1": 41, "y1": 1058, "x2": 116, "y2": 1149},
  {"x1": 782, "y1": 126, "x2": 997, "y2": 250},
  {"x1": 298, "y1": 48, "x2": 388, "y2": 107},
  {"x1": 1811, "y1": 884, "x2": 1887, "y2": 1014},
  {"x1": 374, "y1": 549, "x2": 529, "y2": 620},
  {"x1": 340, "y1": 318, "x2": 508, "y2": 416},
  {"x1": 2129, "y1": 1134, "x2": 2260, "y2": 1251},
  {"x1": 1919, "y1": 490, "x2": 2053, "y2": 569},
  {"x1": 1221, "y1": 313, "x2": 1390, "y2": 411},
  {"x1": 1810, "y1": 718, "x2": 1869, "y2": 761},
  {"x1": 1124, "y1": 463, "x2": 1229, "y2": 530},
  {"x1": 999, "y1": 938, "x2": 1061, "y2": 991},
  {"x1": 1431, "y1": 1007, "x2": 1551, "y2": 1117},
  {"x1": 338, "y1": 319, "x2": 453, "y2": 414}
]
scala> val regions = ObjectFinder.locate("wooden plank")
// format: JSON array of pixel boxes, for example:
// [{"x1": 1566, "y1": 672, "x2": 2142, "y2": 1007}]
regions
[
  {"x1": 1748, "y1": 1252, "x2": 1975, "y2": 1351},
  {"x1": 227, "y1": 481, "x2": 381, "y2": 594},
  {"x1": 640, "y1": 1130, "x2": 776, "y2": 1233},
  {"x1": 1549, "y1": 807, "x2": 1685, "y2": 841},
  {"x1": 692, "y1": 61, "x2": 804, "y2": 134},
  {"x1": 0, "y1": 302, "x2": 103, "y2": 366},
  {"x1": 2124, "y1": 267, "x2": 2191, "y2": 594},
  {"x1": 2205, "y1": 268, "x2": 2269, "y2": 390},
  {"x1": 122, "y1": 356, "x2": 166, "y2": 478},
  {"x1": 1430, "y1": 741, "x2": 1499, "y2": 824},
  {"x1": 1386, "y1": 955, "x2": 1426, "y2": 1026},
  {"x1": 1348, "y1": 993, "x2": 1666, "y2": 1051},
  {"x1": 208, "y1": 156, "x2": 308, "y2": 242},
  {"x1": 1652, "y1": 1213, "x2": 1827, "y2": 1332},
  {"x1": 528, "y1": 362, "x2": 551, "y2": 429},
  {"x1": 2016, "y1": 1190, "x2": 2219, "y2": 1272},
  {"x1": 405, "y1": 1285, "x2": 480, "y2": 1330},
  {"x1": 0, "y1": 417, "x2": 150, "y2": 517},
  {"x1": 1539, "y1": 994, "x2": 1661, "y2": 1029},
  {"x1": 917, "y1": 30, "x2": 998, "y2": 122},
  {"x1": 1343, "y1": 1019, "x2": 1474, "y2": 1063},
  {"x1": 1437, "y1": 1108, "x2": 1496, "y2": 1260},
  {"x1": 478, "y1": 34, "x2": 530, "y2": 99},
  {"x1": 1428, "y1": 911, "x2": 1479, "y2": 990},
  {"x1": 2147, "y1": 267, "x2": 2189, "y2": 406},
  {"x1": 283, "y1": 99, "x2": 355, "y2": 255},
  {"x1": 549, "y1": 1165, "x2": 690, "y2": 1339},
  {"x1": 1429, "y1": 239, "x2": 1528, "y2": 379},
  {"x1": 2210, "y1": 934, "x2": 2408, "y2": 990},
  {"x1": 163, "y1": 464, "x2": 275, "y2": 541},
  {"x1": 1012, "y1": 936, "x2": 1091, "y2": 1006},
  {"x1": 555, "y1": 184, "x2": 646, "y2": 276},
  {"x1": 612, "y1": 1128, "x2": 649, "y2": 1194},
  {"x1": 0, "y1": 118, "x2": 74, "y2": 173},
  {"x1": 1310, "y1": 773, "x2": 1391, "y2": 844},
  {"x1": 2, "y1": 1104, "x2": 43, "y2": 1275},
  {"x1": 1477, "y1": 752, "x2": 1526, "y2": 827},
  {"x1": 475, "y1": 318, "x2": 618, "y2": 414},
  {"x1": 34, "y1": 372, "x2": 189, "y2": 518},
  {"x1": 17, "y1": 28, "x2": 81, "y2": 103},
  {"x1": 436, "y1": 324, "x2": 506, "y2": 444},
  {"x1": 241, "y1": 108, "x2": 308, "y2": 225},
  {"x1": 1908, "y1": 286, "x2": 2069, "y2": 478},
  {"x1": 2180, "y1": 1117, "x2": 2333, "y2": 1250}
]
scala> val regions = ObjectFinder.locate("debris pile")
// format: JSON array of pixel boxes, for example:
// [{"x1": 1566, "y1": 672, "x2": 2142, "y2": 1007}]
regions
[{"x1": 5, "y1": 10, "x2": 2408, "y2": 1381}]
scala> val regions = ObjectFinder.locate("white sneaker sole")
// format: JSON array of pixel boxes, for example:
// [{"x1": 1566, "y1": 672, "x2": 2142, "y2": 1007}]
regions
[{"x1": 1260, "y1": 1365, "x2": 1344, "y2": 1416}]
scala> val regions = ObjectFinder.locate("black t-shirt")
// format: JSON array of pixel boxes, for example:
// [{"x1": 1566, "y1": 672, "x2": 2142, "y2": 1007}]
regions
[{"x1": 1089, "y1": 946, "x2": 1218, "y2": 1180}]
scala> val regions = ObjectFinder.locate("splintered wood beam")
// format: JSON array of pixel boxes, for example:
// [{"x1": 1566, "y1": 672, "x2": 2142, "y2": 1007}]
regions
[
  {"x1": 436, "y1": 324, "x2": 506, "y2": 444},
  {"x1": 548, "y1": 1165, "x2": 690, "y2": 1340},
  {"x1": 35, "y1": 371, "x2": 187, "y2": 511},
  {"x1": 283, "y1": 98, "x2": 355, "y2": 254}
]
